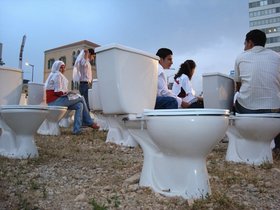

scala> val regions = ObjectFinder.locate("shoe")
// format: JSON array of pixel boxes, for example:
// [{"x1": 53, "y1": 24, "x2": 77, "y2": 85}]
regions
[
  {"x1": 89, "y1": 123, "x2": 100, "y2": 130},
  {"x1": 73, "y1": 131, "x2": 83, "y2": 135}
]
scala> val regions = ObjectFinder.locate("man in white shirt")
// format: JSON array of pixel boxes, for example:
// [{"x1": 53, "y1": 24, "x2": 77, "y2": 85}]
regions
[
  {"x1": 74, "y1": 48, "x2": 95, "y2": 110},
  {"x1": 234, "y1": 29, "x2": 280, "y2": 152},
  {"x1": 155, "y1": 48, "x2": 189, "y2": 109}
]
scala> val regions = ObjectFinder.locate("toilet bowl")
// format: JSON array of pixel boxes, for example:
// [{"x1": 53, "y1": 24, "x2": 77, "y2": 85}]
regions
[
  {"x1": 0, "y1": 105, "x2": 48, "y2": 158},
  {"x1": 0, "y1": 67, "x2": 22, "y2": 157},
  {"x1": 127, "y1": 109, "x2": 229, "y2": 199},
  {"x1": 226, "y1": 113, "x2": 280, "y2": 165},
  {"x1": 95, "y1": 44, "x2": 230, "y2": 199},
  {"x1": 27, "y1": 82, "x2": 67, "y2": 135},
  {"x1": 37, "y1": 106, "x2": 67, "y2": 135},
  {"x1": 202, "y1": 72, "x2": 280, "y2": 165},
  {"x1": 59, "y1": 110, "x2": 74, "y2": 128},
  {"x1": 0, "y1": 67, "x2": 49, "y2": 159}
]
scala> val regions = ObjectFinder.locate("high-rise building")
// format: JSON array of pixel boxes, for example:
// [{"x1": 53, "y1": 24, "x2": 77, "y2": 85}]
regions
[{"x1": 249, "y1": 0, "x2": 280, "y2": 52}]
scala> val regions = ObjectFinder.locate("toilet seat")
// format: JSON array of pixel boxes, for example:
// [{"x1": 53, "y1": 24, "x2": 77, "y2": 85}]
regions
[
  {"x1": 234, "y1": 113, "x2": 280, "y2": 118},
  {"x1": 143, "y1": 108, "x2": 230, "y2": 116},
  {"x1": 0, "y1": 105, "x2": 49, "y2": 110}
]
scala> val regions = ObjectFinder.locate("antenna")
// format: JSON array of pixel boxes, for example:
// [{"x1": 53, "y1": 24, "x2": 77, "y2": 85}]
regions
[
  {"x1": 0, "y1": 43, "x2": 5, "y2": 66},
  {"x1": 19, "y1": 35, "x2": 26, "y2": 69}
]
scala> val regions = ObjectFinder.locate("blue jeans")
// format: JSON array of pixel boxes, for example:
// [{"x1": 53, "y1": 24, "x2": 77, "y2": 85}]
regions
[
  {"x1": 79, "y1": 82, "x2": 91, "y2": 110},
  {"x1": 48, "y1": 95, "x2": 93, "y2": 134},
  {"x1": 155, "y1": 96, "x2": 178, "y2": 109}
]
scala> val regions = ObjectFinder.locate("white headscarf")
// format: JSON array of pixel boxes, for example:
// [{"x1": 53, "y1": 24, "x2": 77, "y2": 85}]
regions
[
  {"x1": 72, "y1": 50, "x2": 85, "y2": 82},
  {"x1": 45, "y1": 60, "x2": 68, "y2": 92}
]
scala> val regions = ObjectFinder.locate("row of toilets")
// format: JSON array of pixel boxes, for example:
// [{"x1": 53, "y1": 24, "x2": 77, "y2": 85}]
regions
[
  {"x1": 0, "y1": 67, "x2": 68, "y2": 159},
  {"x1": 87, "y1": 44, "x2": 280, "y2": 199},
  {"x1": 1, "y1": 43, "x2": 279, "y2": 200}
]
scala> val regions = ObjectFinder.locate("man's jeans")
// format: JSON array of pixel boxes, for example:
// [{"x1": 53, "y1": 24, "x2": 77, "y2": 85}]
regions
[{"x1": 155, "y1": 96, "x2": 178, "y2": 109}]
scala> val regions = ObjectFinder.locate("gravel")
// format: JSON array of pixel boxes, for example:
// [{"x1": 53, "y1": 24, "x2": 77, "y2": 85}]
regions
[{"x1": 0, "y1": 127, "x2": 280, "y2": 210}]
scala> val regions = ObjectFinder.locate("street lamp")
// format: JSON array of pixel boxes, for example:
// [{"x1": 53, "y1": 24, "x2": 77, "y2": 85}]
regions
[{"x1": 25, "y1": 62, "x2": 34, "y2": 82}]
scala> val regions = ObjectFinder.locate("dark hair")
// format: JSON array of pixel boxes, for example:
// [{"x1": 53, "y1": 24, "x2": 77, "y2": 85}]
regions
[
  {"x1": 245, "y1": 29, "x2": 266, "y2": 47},
  {"x1": 174, "y1": 60, "x2": 196, "y2": 80},
  {"x1": 156, "y1": 48, "x2": 173, "y2": 59},
  {"x1": 88, "y1": 48, "x2": 95, "y2": 55}
]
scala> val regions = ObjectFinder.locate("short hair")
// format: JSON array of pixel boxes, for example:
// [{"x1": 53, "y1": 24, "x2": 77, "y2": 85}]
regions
[
  {"x1": 88, "y1": 48, "x2": 95, "y2": 55},
  {"x1": 245, "y1": 29, "x2": 266, "y2": 47},
  {"x1": 156, "y1": 48, "x2": 173, "y2": 59}
]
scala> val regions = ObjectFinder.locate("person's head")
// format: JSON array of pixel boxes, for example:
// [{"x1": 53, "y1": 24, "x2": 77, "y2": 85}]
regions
[
  {"x1": 51, "y1": 60, "x2": 65, "y2": 74},
  {"x1": 244, "y1": 29, "x2": 266, "y2": 50},
  {"x1": 174, "y1": 60, "x2": 196, "y2": 80},
  {"x1": 88, "y1": 48, "x2": 96, "y2": 61},
  {"x1": 156, "y1": 48, "x2": 173, "y2": 69}
]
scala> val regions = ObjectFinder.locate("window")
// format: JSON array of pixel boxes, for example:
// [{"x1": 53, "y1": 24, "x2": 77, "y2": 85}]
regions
[
  {"x1": 48, "y1": 58, "x2": 55, "y2": 69},
  {"x1": 72, "y1": 51, "x2": 76, "y2": 66},
  {"x1": 59, "y1": 56, "x2": 66, "y2": 65}
]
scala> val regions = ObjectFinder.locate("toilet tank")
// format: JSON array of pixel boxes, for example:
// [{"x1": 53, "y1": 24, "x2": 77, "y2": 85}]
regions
[
  {"x1": 27, "y1": 82, "x2": 46, "y2": 105},
  {"x1": 202, "y1": 72, "x2": 235, "y2": 111},
  {"x1": 0, "y1": 66, "x2": 22, "y2": 105},
  {"x1": 95, "y1": 44, "x2": 159, "y2": 114},
  {"x1": 89, "y1": 79, "x2": 103, "y2": 111}
]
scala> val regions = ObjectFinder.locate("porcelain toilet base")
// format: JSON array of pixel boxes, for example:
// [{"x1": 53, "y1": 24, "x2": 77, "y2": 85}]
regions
[
  {"x1": 59, "y1": 110, "x2": 74, "y2": 128},
  {"x1": 37, "y1": 106, "x2": 67, "y2": 136},
  {"x1": 226, "y1": 114, "x2": 280, "y2": 165},
  {"x1": 128, "y1": 128, "x2": 210, "y2": 199},
  {"x1": 105, "y1": 115, "x2": 138, "y2": 147},
  {"x1": 0, "y1": 105, "x2": 48, "y2": 159}
]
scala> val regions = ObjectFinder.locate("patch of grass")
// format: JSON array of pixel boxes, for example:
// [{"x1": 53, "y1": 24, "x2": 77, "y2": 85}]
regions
[
  {"x1": 191, "y1": 192, "x2": 246, "y2": 210},
  {"x1": 89, "y1": 198, "x2": 108, "y2": 210}
]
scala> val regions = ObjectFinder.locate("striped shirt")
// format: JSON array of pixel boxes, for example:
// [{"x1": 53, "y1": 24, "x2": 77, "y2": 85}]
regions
[{"x1": 234, "y1": 46, "x2": 280, "y2": 110}]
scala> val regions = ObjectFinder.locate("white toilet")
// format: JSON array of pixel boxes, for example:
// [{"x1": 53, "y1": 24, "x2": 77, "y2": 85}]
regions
[
  {"x1": 27, "y1": 82, "x2": 67, "y2": 136},
  {"x1": 202, "y1": 72, "x2": 280, "y2": 165},
  {"x1": 0, "y1": 66, "x2": 48, "y2": 158},
  {"x1": 88, "y1": 79, "x2": 108, "y2": 131},
  {"x1": 95, "y1": 44, "x2": 230, "y2": 199},
  {"x1": 89, "y1": 79, "x2": 137, "y2": 147}
]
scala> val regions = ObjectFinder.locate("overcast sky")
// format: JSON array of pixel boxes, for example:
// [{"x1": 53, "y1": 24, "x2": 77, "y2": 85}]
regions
[{"x1": 0, "y1": 0, "x2": 249, "y2": 92}]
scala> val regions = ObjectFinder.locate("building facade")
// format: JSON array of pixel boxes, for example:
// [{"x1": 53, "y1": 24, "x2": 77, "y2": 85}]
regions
[
  {"x1": 249, "y1": 0, "x2": 280, "y2": 52},
  {"x1": 44, "y1": 40, "x2": 100, "y2": 90}
]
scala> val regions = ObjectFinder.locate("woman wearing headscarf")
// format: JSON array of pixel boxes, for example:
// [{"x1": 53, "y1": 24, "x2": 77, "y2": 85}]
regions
[{"x1": 45, "y1": 60, "x2": 99, "y2": 135}]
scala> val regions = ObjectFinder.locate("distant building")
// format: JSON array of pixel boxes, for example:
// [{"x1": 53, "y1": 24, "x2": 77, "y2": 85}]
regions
[
  {"x1": 249, "y1": 0, "x2": 280, "y2": 52},
  {"x1": 44, "y1": 40, "x2": 100, "y2": 90}
]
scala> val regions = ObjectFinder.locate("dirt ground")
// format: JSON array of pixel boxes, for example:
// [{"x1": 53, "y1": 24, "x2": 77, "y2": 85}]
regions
[{"x1": 0, "y1": 127, "x2": 280, "y2": 210}]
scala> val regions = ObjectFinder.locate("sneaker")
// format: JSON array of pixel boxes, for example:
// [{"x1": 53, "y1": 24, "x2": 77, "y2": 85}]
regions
[{"x1": 89, "y1": 123, "x2": 100, "y2": 130}]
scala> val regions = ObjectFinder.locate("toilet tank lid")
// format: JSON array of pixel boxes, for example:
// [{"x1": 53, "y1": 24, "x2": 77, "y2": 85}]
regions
[
  {"x1": 143, "y1": 109, "x2": 230, "y2": 116},
  {"x1": 95, "y1": 43, "x2": 160, "y2": 61},
  {"x1": 202, "y1": 72, "x2": 234, "y2": 80}
]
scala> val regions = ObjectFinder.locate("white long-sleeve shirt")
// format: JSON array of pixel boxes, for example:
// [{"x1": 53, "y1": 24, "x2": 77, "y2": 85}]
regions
[
  {"x1": 172, "y1": 74, "x2": 197, "y2": 104},
  {"x1": 157, "y1": 65, "x2": 182, "y2": 107}
]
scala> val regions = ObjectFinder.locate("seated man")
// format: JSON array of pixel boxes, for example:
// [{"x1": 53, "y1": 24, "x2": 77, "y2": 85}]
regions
[{"x1": 155, "y1": 48, "x2": 189, "y2": 109}]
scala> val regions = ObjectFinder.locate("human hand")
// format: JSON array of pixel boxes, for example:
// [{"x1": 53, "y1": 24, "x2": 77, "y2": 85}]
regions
[{"x1": 181, "y1": 101, "x2": 190, "y2": 108}]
